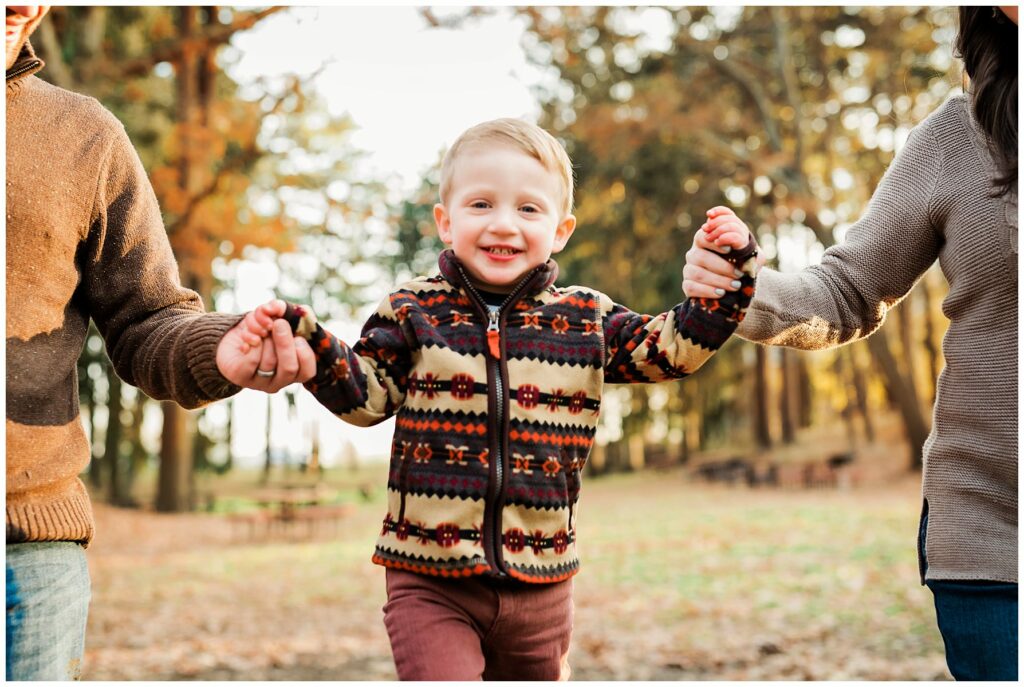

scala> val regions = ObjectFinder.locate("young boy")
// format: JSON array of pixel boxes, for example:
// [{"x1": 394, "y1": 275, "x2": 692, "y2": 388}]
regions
[{"x1": 248, "y1": 119, "x2": 757, "y2": 680}]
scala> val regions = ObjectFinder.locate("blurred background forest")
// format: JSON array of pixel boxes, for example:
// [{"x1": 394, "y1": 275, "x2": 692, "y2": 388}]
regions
[{"x1": 32, "y1": 5, "x2": 963, "y2": 680}]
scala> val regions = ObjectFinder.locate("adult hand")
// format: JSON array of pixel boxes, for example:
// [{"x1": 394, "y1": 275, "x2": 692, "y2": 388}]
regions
[
  {"x1": 683, "y1": 231, "x2": 766, "y2": 299},
  {"x1": 216, "y1": 299, "x2": 316, "y2": 392}
]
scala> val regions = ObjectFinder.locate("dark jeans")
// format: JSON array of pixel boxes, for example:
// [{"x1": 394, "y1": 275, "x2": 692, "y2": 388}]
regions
[
  {"x1": 926, "y1": 579, "x2": 1018, "y2": 681},
  {"x1": 919, "y1": 504, "x2": 1018, "y2": 681}
]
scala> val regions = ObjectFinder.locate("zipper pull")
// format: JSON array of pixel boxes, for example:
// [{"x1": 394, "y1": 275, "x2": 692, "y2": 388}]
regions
[{"x1": 486, "y1": 311, "x2": 501, "y2": 359}]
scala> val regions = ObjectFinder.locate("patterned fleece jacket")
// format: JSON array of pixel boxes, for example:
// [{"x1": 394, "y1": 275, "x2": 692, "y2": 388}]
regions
[{"x1": 286, "y1": 247, "x2": 757, "y2": 583}]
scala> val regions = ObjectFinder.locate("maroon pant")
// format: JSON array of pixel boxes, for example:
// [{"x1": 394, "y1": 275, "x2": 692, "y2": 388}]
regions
[{"x1": 383, "y1": 569, "x2": 574, "y2": 681}]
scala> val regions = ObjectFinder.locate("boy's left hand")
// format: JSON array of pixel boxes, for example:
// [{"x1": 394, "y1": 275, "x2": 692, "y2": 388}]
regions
[
  {"x1": 701, "y1": 206, "x2": 750, "y2": 253},
  {"x1": 683, "y1": 207, "x2": 764, "y2": 299}
]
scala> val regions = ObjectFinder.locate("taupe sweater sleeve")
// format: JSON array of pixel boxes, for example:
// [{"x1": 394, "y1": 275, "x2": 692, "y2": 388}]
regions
[
  {"x1": 79, "y1": 120, "x2": 241, "y2": 407},
  {"x1": 737, "y1": 124, "x2": 943, "y2": 348}
]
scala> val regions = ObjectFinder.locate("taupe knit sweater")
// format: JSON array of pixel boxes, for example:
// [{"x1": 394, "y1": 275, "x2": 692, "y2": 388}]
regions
[
  {"x1": 6, "y1": 44, "x2": 242, "y2": 546},
  {"x1": 738, "y1": 94, "x2": 1017, "y2": 583}
]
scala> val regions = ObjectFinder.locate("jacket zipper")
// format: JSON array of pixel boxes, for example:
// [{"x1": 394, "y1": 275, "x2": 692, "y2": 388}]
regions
[
  {"x1": 455, "y1": 264, "x2": 543, "y2": 577},
  {"x1": 6, "y1": 59, "x2": 41, "y2": 83}
]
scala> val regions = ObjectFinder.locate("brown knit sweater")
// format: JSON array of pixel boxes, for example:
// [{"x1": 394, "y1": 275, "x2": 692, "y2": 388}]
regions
[
  {"x1": 737, "y1": 95, "x2": 1017, "y2": 584},
  {"x1": 6, "y1": 44, "x2": 242, "y2": 546}
]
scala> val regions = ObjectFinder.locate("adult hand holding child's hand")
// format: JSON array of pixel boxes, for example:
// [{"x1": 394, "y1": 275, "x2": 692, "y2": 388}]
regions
[
  {"x1": 215, "y1": 298, "x2": 316, "y2": 392},
  {"x1": 682, "y1": 206, "x2": 765, "y2": 299}
]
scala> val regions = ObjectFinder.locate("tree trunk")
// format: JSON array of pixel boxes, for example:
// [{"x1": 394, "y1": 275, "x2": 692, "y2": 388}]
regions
[
  {"x1": 104, "y1": 371, "x2": 126, "y2": 505},
  {"x1": 833, "y1": 351, "x2": 858, "y2": 449},
  {"x1": 867, "y1": 328, "x2": 929, "y2": 470},
  {"x1": 779, "y1": 348, "x2": 797, "y2": 444},
  {"x1": 156, "y1": 401, "x2": 193, "y2": 511},
  {"x1": 307, "y1": 413, "x2": 319, "y2": 474},
  {"x1": 753, "y1": 345, "x2": 772, "y2": 449},
  {"x1": 587, "y1": 441, "x2": 607, "y2": 475},
  {"x1": 896, "y1": 298, "x2": 918, "y2": 399},
  {"x1": 191, "y1": 409, "x2": 212, "y2": 473},
  {"x1": 627, "y1": 433, "x2": 645, "y2": 472},
  {"x1": 262, "y1": 394, "x2": 274, "y2": 484},
  {"x1": 848, "y1": 344, "x2": 876, "y2": 443},
  {"x1": 156, "y1": 7, "x2": 203, "y2": 512},
  {"x1": 82, "y1": 7, "x2": 107, "y2": 50},
  {"x1": 125, "y1": 396, "x2": 149, "y2": 506},
  {"x1": 224, "y1": 397, "x2": 234, "y2": 473},
  {"x1": 796, "y1": 355, "x2": 813, "y2": 428},
  {"x1": 82, "y1": 366, "x2": 102, "y2": 488},
  {"x1": 34, "y1": 19, "x2": 73, "y2": 89}
]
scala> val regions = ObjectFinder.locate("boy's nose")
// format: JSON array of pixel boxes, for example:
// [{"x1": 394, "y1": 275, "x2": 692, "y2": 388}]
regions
[{"x1": 487, "y1": 209, "x2": 517, "y2": 233}]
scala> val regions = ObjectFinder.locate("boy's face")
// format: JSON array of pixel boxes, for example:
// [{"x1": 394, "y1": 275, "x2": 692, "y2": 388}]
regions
[{"x1": 434, "y1": 144, "x2": 576, "y2": 293}]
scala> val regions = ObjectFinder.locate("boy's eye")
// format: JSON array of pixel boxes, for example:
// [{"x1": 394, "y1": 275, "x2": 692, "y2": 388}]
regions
[
  {"x1": 470, "y1": 201, "x2": 490, "y2": 209},
  {"x1": 520, "y1": 205, "x2": 539, "y2": 214}
]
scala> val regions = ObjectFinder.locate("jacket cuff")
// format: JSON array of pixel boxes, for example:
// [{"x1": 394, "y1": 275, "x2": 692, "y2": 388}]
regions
[
  {"x1": 724, "y1": 234, "x2": 759, "y2": 275},
  {"x1": 729, "y1": 234, "x2": 758, "y2": 260},
  {"x1": 185, "y1": 312, "x2": 245, "y2": 401}
]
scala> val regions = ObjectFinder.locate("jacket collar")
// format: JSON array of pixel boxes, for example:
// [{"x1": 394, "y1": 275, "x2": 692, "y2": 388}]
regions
[
  {"x1": 438, "y1": 249, "x2": 559, "y2": 299},
  {"x1": 7, "y1": 40, "x2": 44, "y2": 85}
]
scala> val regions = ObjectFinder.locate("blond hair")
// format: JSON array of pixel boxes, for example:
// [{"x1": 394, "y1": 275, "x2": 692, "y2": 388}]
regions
[{"x1": 439, "y1": 118, "x2": 575, "y2": 216}]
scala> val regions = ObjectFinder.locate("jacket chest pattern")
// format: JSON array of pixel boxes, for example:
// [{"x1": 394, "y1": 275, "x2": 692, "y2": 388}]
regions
[{"x1": 376, "y1": 279, "x2": 601, "y2": 582}]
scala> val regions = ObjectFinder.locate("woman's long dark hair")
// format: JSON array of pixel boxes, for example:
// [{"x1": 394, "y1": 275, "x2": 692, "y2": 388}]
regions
[{"x1": 955, "y1": 7, "x2": 1018, "y2": 196}]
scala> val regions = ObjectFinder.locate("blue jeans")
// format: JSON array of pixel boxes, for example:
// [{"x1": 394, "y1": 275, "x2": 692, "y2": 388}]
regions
[
  {"x1": 6, "y1": 542, "x2": 91, "y2": 681},
  {"x1": 919, "y1": 505, "x2": 1018, "y2": 681},
  {"x1": 926, "y1": 579, "x2": 1018, "y2": 681}
]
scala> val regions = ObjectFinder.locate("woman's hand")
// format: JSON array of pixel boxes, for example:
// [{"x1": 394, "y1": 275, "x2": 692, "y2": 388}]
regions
[{"x1": 682, "y1": 207, "x2": 765, "y2": 299}]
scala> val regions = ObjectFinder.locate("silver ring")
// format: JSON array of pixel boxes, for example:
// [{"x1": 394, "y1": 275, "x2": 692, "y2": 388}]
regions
[{"x1": 256, "y1": 368, "x2": 276, "y2": 378}]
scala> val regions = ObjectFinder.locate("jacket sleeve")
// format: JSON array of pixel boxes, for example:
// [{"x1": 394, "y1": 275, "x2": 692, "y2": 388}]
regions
[
  {"x1": 736, "y1": 124, "x2": 943, "y2": 349},
  {"x1": 284, "y1": 296, "x2": 412, "y2": 427},
  {"x1": 79, "y1": 119, "x2": 241, "y2": 408},
  {"x1": 603, "y1": 239, "x2": 758, "y2": 383}
]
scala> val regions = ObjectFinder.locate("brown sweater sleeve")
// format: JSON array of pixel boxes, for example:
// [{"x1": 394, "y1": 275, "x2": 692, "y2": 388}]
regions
[{"x1": 79, "y1": 121, "x2": 241, "y2": 407}]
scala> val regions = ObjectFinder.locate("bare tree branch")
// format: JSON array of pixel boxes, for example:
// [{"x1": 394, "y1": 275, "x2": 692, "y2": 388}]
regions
[
  {"x1": 678, "y1": 38, "x2": 783, "y2": 153},
  {"x1": 771, "y1": 7, "x2": 805, "y2": 173},
  {"x1": 419, "y1": 7, "x2": 494, "y2": 29}
]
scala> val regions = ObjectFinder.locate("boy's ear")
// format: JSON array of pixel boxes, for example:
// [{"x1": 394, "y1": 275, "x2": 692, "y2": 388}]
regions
[
  {"x1": 433, "y1": 204, "x2": 453, "y2": 245},
  {"x1": 551, "y1": 215, "x2": 577, "y2": 254}
]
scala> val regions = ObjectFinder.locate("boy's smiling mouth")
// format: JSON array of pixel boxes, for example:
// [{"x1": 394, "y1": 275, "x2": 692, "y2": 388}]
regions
[{"x1": 482, "y1": 246, "x2": 523, "y2": 257}]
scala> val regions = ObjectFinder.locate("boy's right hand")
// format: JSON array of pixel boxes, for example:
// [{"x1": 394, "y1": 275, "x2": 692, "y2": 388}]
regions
[
  {"x1": 216, "y1": 299, "x2": 316, "y2": 391},
  {"x1": 239, "y1": 300, "x2": 282, "y2": 344}
]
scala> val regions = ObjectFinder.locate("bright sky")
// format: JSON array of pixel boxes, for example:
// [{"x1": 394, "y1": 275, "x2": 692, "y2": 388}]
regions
[{"x1": 231, "y1": 7, "x2": 549, "y2": 193}]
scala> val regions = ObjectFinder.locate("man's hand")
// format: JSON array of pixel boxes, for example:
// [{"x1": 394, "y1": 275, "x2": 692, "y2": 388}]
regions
[
  {"x1": 216, "y1": 299, "x2": 316, "y2": 392},
  {"x1": 683, "y1": 206, "x2": 765, "y2": 299}
]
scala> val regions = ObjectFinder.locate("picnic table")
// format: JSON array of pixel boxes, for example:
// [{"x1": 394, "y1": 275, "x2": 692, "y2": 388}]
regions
[
  {"x1": 254, "y1": 484, "x2": 337, "y2": 521},
  {"x1": 227, "y1": 484, "x2": 354, "y2": 542}
]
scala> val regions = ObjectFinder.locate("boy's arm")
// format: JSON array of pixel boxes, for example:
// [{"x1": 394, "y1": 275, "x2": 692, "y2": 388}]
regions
[
  {"x1": 282, "y1": 297, "x2": 412, "y2": 426},
  {"x1": 602, "y1": 238, "x2": 758, "y2": 384}
]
